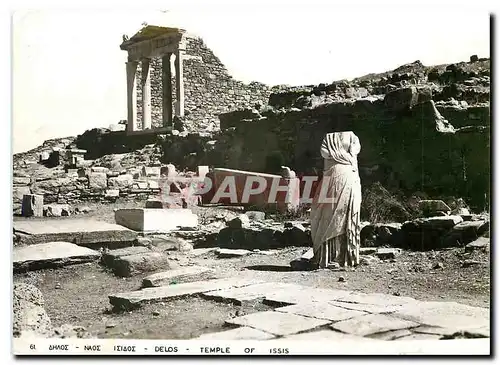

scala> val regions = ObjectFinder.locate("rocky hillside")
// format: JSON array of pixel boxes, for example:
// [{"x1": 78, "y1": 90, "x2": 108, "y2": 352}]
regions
[{"x1": 13, "y1": 56, "x2": 490, "y2": 216}]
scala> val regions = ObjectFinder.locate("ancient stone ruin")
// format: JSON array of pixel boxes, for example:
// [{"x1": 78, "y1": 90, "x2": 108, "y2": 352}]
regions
[{"x1": 12, "y1": 24, "x2": 490, "y2": 348}]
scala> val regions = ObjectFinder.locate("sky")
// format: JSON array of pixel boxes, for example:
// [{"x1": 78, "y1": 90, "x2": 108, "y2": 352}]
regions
[{"x1": 12, "y1": 3, "x2": 490, "y2": 154}]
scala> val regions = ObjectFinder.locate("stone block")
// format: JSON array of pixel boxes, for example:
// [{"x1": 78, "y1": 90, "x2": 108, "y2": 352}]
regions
[
  {"x1": 160, "y1": 164, "x2": 177, "y2": 177},
  {"x1": 13, "y1": 177, "x2": 31, "y2": 185},
  {"x1": 465, "y1": 237, "x2": 489, "y2": 252},
  {"x1": 13, "y1": 242, "x2": 100, "y2": 272},
  {"x1": 205, "y1": 168, "x2": 300, "y2": 213},
  {"x1": 276, "y1": 302, "x2": 367, "y2": 322},
  {"x1": 114, "y1": 208, "x2": 198, "y2": 232},
  {"x1": 197, "y1": 165, "x2": 209, "y2": 178},
  {"x1": 145, "y1": 199, "x2": 163, "y2": 208},
  {"x1": 245, "y1": 211, "x2": 265, "y2": 221},
  {"x1": 108, "y1": 174, "x2": 133, "y2": 189},
  {"x1": 91, "y1": 167, "x2": 110, "y2": 174},
  {"x1": 13, "y1": 186, "x2": 31, "y2": 204},
  {"x1": 383, "y1": 86, "x2": 418, "y2": 111},
  {"x1": 225, "y1": 311, "x2": 330, "y2": 337},
  {"x1": 359, "y1": 247, "x2": 377, "y2": 255},
  {"x1": 141, "y1": 166, "x2": 160, "y2": 178},
  {"x1": 148, "y1": 180, "x2": 159, "y2": 189},
  {"x1": 418, "y1": 200, "x2": 451, "y2": 215},
  {"x1": 110, "y1": 252, "x2": 171, "y2": 277},
  {"x1": 332, "y1": 314, "x2": 419, "y2": 337},
  {"x1": 13, "y1": 219, "x2": 137, "y2": 247},
  {"x1": 101, "y1": 246, "x2": 152, "y2": 267},
  {"x1": 88, "y1": 172, "x2": 107, "y2": 189},
  {"x1": 105, "y1": 189, "x2": 120, "y2": 198},
  {"x1": 443, "y1": 220, "x2": 490, "y2": 247},
  {"x1": 109, "y1": 278, "x2": 260, "y2": 310},
  {"x1": 202, "y1": 282, "x2": 298, "y2": 305},
  {"x1": 392, "y1": 301, "x2": 490, "y2": 332},
  {"x1": 217, "y1": 248, "x2": 251, "y2": 258},
  {"x1": 142, "y1": 266, "x2": 214, "y2": 287},
  {"x1": 43, "y1": 204, "x2": 71, "y2": 217},
  {"x1": 375, "y1": 248, "x2": 401, "y2": 260},
  {"x1": 21, "y1": 194, "x2": 43, "y2": 217},
  {"x1": 149, "y1": 235, "x2": 193, "y2": 252},
  {"x1": 421, "y1": 215, "x2": 463, "y2": 229}
]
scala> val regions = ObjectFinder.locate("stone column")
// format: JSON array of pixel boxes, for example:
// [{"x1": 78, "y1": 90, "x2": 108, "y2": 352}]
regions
[
  {"x1": 174, "y1": 50, "x2": 184, "y2": 117},
  {"x1": 126, "y1": 61, "x2": 138, "y2": 132},
  {"x1": 162, "y1": 53, "x2": 173, "y2": 127},
  {"x1": 141, "y1": 58, "x2": 152, "y2": 130}
]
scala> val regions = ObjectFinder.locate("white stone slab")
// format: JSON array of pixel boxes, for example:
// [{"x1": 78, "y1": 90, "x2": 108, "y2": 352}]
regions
[
  {"x1": 202, "y1": 282, "x2": 299, "y2": 304},
  {"x1": 196, "y1": 326, "x2": 274, "y2": 340},
  {"x1": 332, "y1": 314, "x2": 419, "y2": 337},
  {"x1": 14, "y1": 219, "x2": 137, "y2": 246},
  {"x1": 392, "y1": 301, "x2": 490, "y2": 332},
  {"x1": 264, "y1": 286, "x2": 353, "y2": 306},
  {"x1": 14, "y1": 219, "x2": 132, "y2": 235},
  {"x1": 197, "y1": 166, "x2": 209, "y2": 179},
  {"x1": 226, "y1": 311, "x2": 330, "y2": 337},
  {"x1": 13, "y1": 242, "x2": 100, "y2": 272},
  {"x1": 109, "y1": 278, "x2": 262, "y2": 309},
  {"x1": 276, "y1": 302, "x2": 367, "y2": 322},
  {"x1": 217, "y1": 248, "x2": 251, "y2": 258},
  {"x1": 142, "y1": 266, "x2": 214, "y2": 287},
  {"x1": 115, "y1": 208, "x2": 198, "y2": 232}
]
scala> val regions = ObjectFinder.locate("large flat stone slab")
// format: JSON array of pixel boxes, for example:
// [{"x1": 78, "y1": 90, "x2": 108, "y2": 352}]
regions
[
  {"x1": 276, "y1": 302, "x2": 367, "y2": 322},
  {"x1": 115, "y1": 208, "x2": 198, "y2": 232},
  {"x1": 392, "y1": 301, "x2": 490, "y2": 335},
  {"x1": 332, "y1": 314, "x2": 419, "y2": 337},
  {"x1": 109, "y1": 278, "x2": 262, "y2": 310},
  {"x1": 13, "y1": 242, "x2": 100, "y2": 272},
  {"x1": 196, "y1": 326, "x2": 275, "y2": 340},
  {"x1": 226, "y1": 311, "x2": 330, "y2": 337},
  {"x1": 216, "y1": 248, "x2": 251, "y2": 258},
  {"x1": 14, "y1": 219, "x2": 137, "y2": 248},
  {"x1": 263, "y1": 286, "x2": 353, "y2": 306},
  {"x1": 202, "y1": 282, "x2": 300, "y2": 305},
  {"x1": 280, "y1": 330, "x2": 381, "y2": 341},
  {"x1": 142, "y1": 266, "x2": 214, "y2": 287}
]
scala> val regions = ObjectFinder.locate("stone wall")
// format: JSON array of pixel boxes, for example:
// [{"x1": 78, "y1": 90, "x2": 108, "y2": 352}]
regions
[{"x1": 135, "y1": 36, "x2": 272, "y2": 132}]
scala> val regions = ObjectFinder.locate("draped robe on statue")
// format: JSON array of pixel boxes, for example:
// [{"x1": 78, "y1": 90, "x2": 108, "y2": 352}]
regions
[{"x1": 310, "y1": 132, "x2": 362, "y2": 268}]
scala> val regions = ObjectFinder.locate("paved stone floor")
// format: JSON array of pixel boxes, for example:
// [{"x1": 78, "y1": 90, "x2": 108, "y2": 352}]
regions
[{"x1": 109, "y1": 278, "x2": 490, "y2": 341}]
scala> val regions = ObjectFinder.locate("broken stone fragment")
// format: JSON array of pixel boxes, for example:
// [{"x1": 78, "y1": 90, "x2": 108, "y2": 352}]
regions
[
  {"x1": 245, "y1": 211, "x2": 265, "y2": 221},
  {"x1": 43, "y1": 204, "x2": 71, "y2": 217},
  {"x1": 21, "y1": 194, "x2": 43, "y2": 217},
  {"x1": 110, "y1": 252, "x2": 171, "y2": 277},
  {"x1": 227, "y1": 214, "x2": 251, "y2": 229},
  {"x1": 375, "y1": 248, "x2": 401, "y2": 260},
  {"x1": 418, "y1": 200, "x2": 451, "y2": 216}
]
